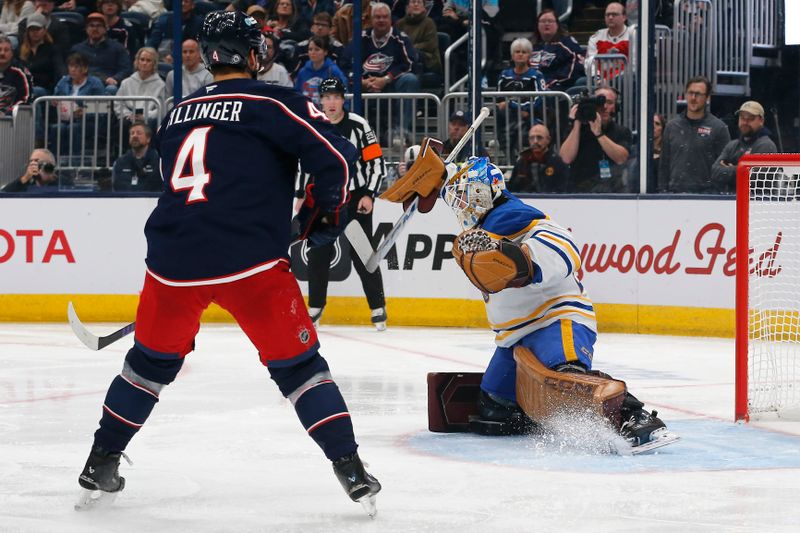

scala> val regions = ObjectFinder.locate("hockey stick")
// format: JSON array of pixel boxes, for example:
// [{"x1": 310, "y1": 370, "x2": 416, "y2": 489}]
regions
[
  {"x1": 67, "y1": 302, "x2": 135, "y2": 351},
  {"x1": 359, "y1": 107, "x2": 492, "y2": 273},
  {"x1": 68, "y1": 221, "x2": 370, "y2": 351}
]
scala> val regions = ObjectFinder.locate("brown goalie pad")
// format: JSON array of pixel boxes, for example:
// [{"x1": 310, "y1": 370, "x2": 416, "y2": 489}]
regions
[
  {"x1": 513, "y1": 346, "x2": 626, "y2": 428},
  {"x1": 427, "y1": 372, "x2": 483, "y2": 432},
  {"x1": 380, "y1": 137, "x2": 445, "y2": 213}
]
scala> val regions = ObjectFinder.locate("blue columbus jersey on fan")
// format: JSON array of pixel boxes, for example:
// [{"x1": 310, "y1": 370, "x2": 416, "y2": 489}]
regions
[{"x1": 145, "y1": 78, "x2": 356, "y2": 282}]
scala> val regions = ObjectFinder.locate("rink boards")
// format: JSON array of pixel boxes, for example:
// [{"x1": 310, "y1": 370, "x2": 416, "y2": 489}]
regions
[{"x1": 0, "y1": 195, "x2": 759, "y2": 336}]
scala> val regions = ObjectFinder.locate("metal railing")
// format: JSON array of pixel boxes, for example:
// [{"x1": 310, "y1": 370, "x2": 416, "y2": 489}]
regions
[
  {"x1": 442, "y1": 91, "x2": 573, "y2": 170},
  {"x1": 443, "y1": 30, "x2": 487, "y2": 93},
  {"x1": 587, "y1": 54, "x2": 637, "y2": 135},
  {"x1": 32, "y1": 95, "x2": 164, "y2": 189},
  {"x1": 664, "y1": 0, "x2": 716, "y2": 107},
  {"x1": 714, "y1": 0, "x2": 750, "y2": 95}
]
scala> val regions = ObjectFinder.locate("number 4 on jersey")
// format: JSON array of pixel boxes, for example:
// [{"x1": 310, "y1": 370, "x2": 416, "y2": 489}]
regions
[{"x1": 171, "y1": 126, "x2": 212, "y2": 203}]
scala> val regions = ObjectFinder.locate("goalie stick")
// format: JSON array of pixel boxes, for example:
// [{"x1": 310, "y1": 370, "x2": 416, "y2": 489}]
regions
[
  {"x1": 355, "y1": 107, "x2": 492, "y2": 273},
  {"x1": 67, "y1": 220, "x2": 372, "y2": 351}
]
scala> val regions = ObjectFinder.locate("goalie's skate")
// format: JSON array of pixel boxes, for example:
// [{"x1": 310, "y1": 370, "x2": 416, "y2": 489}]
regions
[
  {"x1": 332, "y1": 452, "x2": 381, "y2": 518},
  {"x1": 74, "y1": 444, "x2": 130, "y2": 511},
  {"x1": 618, "y1": 409, "x2": 680, "y2": 455}
]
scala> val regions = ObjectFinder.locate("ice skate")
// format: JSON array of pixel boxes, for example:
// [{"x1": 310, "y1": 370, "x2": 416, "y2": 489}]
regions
[
  {"x1": 618, "y1": 409, "x2": 680, "y2": 455},
  {"x1": 75, "y1": 444, "x2": 130, "y2": 511},
  {"x1": 371, "y1": 307, "x2": 387, "y2": 332},
  {"x1": 469, "y1": 390, "x2": 539, "y2": 436},
  {"x1": 309, "y1": 307, "x2": 323, "y2": 329},
  {"x1": 332, "y1": 452, "x2": 381, "y2": 518}
]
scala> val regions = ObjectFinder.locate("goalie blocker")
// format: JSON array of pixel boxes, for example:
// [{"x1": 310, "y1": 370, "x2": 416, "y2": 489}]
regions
[{"x1": 428, "y1": 347, "x2": 626, "y2": 433}]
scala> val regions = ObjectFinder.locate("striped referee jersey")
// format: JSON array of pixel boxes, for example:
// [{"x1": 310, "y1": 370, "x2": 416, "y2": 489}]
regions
[{"x1": 298, "y1": 111, "x2": 385, "y2": 196}]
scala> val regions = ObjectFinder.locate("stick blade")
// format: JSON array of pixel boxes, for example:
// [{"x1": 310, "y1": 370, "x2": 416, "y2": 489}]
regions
[
  {"x1": 343, "y1": 221, "x2": 376, "y2": 272},
  {"x1": 67, "y1": 301, "x2": 100, "y2": 351}
]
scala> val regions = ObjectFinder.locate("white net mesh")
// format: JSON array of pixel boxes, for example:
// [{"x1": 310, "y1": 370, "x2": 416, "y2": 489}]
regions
[{"x1": 748, "y1": 165, "x2": 800, "y2": 417}]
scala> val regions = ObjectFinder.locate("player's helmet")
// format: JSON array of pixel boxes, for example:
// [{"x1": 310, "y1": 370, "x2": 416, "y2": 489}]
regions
[
  {"x1": 441, "y1": 157, "x2": 506, "y2": 231},
  {"x1": 319, "y1": 77, "x2": 346, "y2": 96},
  {"x1": 199, "y1": 11, "x2": 267, "y2": 71}
]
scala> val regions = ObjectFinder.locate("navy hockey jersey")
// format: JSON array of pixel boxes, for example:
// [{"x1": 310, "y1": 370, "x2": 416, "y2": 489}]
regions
[{"x1": 146, "y1": 78, "x2": 356, "y2": 283}]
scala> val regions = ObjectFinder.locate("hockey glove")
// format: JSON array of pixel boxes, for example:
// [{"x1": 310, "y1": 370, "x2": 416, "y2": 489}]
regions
[
  {"x1": 452, "y1": 230, "x2": 537, "y2": 294},
  {"x1": 292, "y1": 183, "x2": 350, "y2": 248}
]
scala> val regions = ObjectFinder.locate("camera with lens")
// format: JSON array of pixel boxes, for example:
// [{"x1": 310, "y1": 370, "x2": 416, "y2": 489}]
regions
[
  {"x1": 37, "y1": 161, "x2": 55, "y2": 174},
  {"x1": 573, "y1": 92, "x2": 606, "y2": 123}
]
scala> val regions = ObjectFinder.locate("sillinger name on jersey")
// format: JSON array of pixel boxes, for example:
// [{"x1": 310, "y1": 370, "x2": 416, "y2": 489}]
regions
[{"x1": 166, "y1": 100, "x2": 243, "y2": 129}]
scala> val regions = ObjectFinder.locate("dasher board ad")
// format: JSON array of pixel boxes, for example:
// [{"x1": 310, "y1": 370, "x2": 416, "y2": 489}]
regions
[{"x1": 0, "y1": 196, "x2": 747, "y2": 310}]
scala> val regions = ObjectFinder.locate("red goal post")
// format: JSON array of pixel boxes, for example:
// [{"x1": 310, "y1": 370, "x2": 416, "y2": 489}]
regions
[{"x1": 736, "y1": 154, "x2": 800, "y2": 421}]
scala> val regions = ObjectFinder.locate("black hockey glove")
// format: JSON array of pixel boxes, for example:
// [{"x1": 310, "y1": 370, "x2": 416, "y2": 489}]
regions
[{"x1": 292, "y1": 183, "x2": 350, "y2": 248}]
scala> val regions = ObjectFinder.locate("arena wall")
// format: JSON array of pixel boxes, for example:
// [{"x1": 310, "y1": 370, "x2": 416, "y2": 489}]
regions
[{"x1": 0, "y1": 196, "x2": 741, "y2": 337}]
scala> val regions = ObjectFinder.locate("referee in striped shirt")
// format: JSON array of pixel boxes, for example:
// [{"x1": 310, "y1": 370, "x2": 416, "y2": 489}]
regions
[{"x1": 297, "y1": 77, "x2": 388, "y2": 331}]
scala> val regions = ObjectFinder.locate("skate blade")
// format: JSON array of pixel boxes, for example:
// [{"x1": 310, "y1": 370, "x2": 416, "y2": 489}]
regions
[
  {"x1": 74, "y1": 488, "x2": 119, "y2": 511},
  {"x1": 628, "y1": 429, "x2": 681, "y2": 456},
  {"x1": 358, "y1": 493, "x2": 377, "y2": 519}
]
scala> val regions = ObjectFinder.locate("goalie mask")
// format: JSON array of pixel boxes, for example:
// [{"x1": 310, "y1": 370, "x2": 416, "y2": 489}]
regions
[{"x1": 442, "y1": 157, "x2": 506, "y2": 231}]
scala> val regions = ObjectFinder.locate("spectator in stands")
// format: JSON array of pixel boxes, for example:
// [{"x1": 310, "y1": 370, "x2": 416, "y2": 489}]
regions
[
  {"x1": 0, "y1": 35, "x2": 33, "y2": 115},
  {"x1": 658, "y1": 76, "x2": 730, "y2": 193},
  {"x1": 98, "y1": 0, "x2": 131, "y2": 51},
  {"x1": 396, "y1": 143, "x2": 420, "y2": 179},
  {"x1": 391, "y1": 0, "x2": 444, "y2": 25},
  {"x1": 711, "y1": 101, "x2": 777, "y2": 194},
  {"x1": 55, "y1": 0, "x2": 96, "y2": 15},
  {"x1": 559, "y1": 85, "x2": 632, "y2": 193},
  {"x1": 246, "y1": 4, "x2": 269, "y2": 30},
  {"x1": 297, "y1": 0, "x2": 335, "y2": 32},
  {"x1": 397, "y1": 0, "x2": 441, "y2": 76},
  {"x1": 439, "y1": 0, "x2": 500, "y2": 77},
  {"x1": 650, "y1": 112, "x2": 664, "y2": 192},
  {"x1": 292, "y1": 12, "x2": 344, "y2": 78},
  {"x1": 1, "y1": 148, "x2": 58, "y2": 192},
  {"x1": 530, "y1": 8, "x2": 586, "y2": 91},
  {"x1": 18, "y1": 13, "x2": 63, "y2": 96},
  {"x1": 442, "y1": 109, "x2": 487, "y2": 161},
  {"x1": 585, "y1": 2, "x2": 635, "y2": 81},
  {"x1": 1, "y1": 0, "x2": 35, "y2": 37},
  {"x1": 331, "y1": 0, "x2": 370, "y2": 46},
  {"x1": 51, "y1": 52, "x2": 104, "y2": 150},
  {"x1": 508, "y1": 123, "x2": 569, "y2": 193},
  {"x1": 294, "y1": 36, "x2": 347, "y2": 105},
  {"x1": 340, "y1": 2, "x2": 420, "y2": 134},
  {"x1": 112, "y1": 121, "x2": 162, "y2": 191},
  {"x1": 257, "y1": 32, "x2": 293, "y2": 87},
  {"x1": 267, "y1": 0, "x2": 309, "y2": 42},
  {"x1": 70, "y1": 12, "x2": 132, "y2": 95},
  {"x1": 147, "y1": 0, "x2": 203, "y2": 62},
  {"x1": 164, "y1": 38, "x2": 212, "y2": 99},
  {"x1": 124, "y1": 0, "x2": 164, "y2": 23},
  {"x1": 495, "y1": 38, "x2": 545, "y2": 157},
  {"x1": 114, "y1": 47, "x2": 163, "y2": 134},
  {"x1": 18, "y1": 0, "x2": 71, "y2": 51}
]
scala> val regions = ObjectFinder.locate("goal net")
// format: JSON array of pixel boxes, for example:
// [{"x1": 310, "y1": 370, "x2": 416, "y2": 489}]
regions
[{"x1": 736, "y1": 154, "x2": 800, "y2": 421}]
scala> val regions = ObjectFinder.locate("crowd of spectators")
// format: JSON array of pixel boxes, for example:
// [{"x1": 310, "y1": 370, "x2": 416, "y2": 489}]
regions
[{"x1": 0, "y1": 0, "x2": 784, "y2": 195}]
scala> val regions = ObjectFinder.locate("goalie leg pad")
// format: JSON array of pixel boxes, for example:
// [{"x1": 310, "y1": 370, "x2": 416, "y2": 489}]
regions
[
  {"x1": 380, "y1": 137, "x2": 446, "y2": 204},
  {"x1": 513, "y1": 345, "x2": 627, "y2": 428}
]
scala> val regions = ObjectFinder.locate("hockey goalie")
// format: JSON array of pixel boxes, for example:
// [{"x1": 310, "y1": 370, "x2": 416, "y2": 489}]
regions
[{"x1": 386, "y1": 148, "x2": 678, "y2": 453}]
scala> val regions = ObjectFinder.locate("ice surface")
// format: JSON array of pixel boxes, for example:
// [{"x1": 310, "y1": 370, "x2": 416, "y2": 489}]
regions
[{"x1": 2, "y1": 323, "x2": 800, "y2": 532}]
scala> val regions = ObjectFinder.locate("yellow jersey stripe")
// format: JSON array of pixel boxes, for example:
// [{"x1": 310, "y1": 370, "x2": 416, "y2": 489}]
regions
[
  {"x1": 536, "y1": 232, "x2": 582, "y2": 270},
  {"x1": 561, "y1": 319, "x2": 578, "y2": 362},
  {"x1": 490, "y1": 294, "x2": 593, "y2": 329},
  {"x1": 484, "y1": 217, "x2": 547, "y2": 241},
  {"x1": 494, "y1": 308, "x2": 597, "y2": 341}
]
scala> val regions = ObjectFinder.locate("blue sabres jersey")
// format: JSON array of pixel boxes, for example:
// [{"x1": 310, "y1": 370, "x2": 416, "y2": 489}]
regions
[{"x1": 145, "y1": 78, "x2": 356, "y2": 283}]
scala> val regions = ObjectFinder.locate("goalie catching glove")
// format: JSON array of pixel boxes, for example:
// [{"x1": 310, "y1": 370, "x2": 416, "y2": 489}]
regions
[{"x1": 451, "y1": 229, "x2": 536, "y2": 294}]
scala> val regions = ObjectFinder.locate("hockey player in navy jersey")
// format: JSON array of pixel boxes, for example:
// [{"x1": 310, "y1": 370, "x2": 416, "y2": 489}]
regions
[
  {"x1": 441, "y1": 156, "x2": 676, "y2": 452},
  {"x1": 76, "y1": 11, "x2": 381, "y2": 515}
]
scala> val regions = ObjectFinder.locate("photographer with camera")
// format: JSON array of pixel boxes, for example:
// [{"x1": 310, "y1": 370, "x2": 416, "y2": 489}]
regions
[
  {"x1": 2, "y1": 148, "x2": 58, "y2": 193},
  {"x1": 559, "y1": 86, "x2": 632, "y2": 193}
]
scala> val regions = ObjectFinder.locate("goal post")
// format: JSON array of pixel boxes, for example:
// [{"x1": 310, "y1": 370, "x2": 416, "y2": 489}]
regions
[{"x1": 736, "y1": 154, "x2": 800, "y2": 421}]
